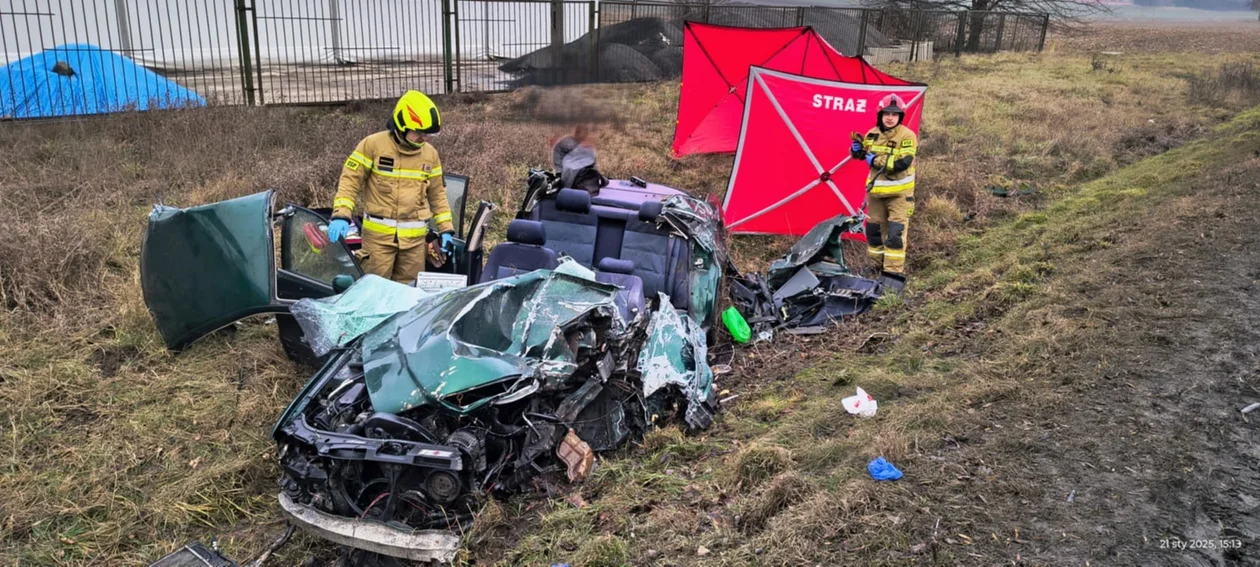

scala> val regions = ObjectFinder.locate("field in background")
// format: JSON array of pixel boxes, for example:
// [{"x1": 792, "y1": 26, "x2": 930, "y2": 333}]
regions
[
  {"x1": 1099, "y1": 5, "x2": 1257, "y2": 22},
  {"x1": 2, "y1": 28, "x2": 1260, "y2": 566},
  {"x1": 1053, "y1": 20, "x2": 1260, "y2": 54}
]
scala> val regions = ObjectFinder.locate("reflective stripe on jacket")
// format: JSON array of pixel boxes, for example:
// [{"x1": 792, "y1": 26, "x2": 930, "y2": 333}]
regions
[
  {"x1": 332, "y1": 130, "x2": 455, "y2": 235},
  {"x1": 861, "y1": 124, "x2": 917, "y2": 196},
  {"x1": 363, "y1": 215, "x2": 430, "y2": 239}
]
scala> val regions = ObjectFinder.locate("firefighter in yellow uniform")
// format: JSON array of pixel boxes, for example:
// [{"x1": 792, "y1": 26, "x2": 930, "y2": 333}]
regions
[
  {"x1": 326, "y1": 91, "x2": 455, "y2": 283},
  {"x1": 851, "y1": 94, "x2": 916, "y2": 294}
]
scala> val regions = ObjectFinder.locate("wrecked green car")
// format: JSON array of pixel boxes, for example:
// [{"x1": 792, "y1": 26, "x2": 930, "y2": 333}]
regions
[{"x1": 141, "y1": 171, "x2": 727, "y2": 563}]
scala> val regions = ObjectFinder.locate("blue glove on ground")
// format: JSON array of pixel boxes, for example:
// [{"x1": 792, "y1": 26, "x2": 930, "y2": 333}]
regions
[
  {"x1": 850, "y1": 141, "x2": 864, "y2": 154},
  {"x1": 440, "y1": 232, "x2": 456, "y2": 255},
  {"x1": 327, "y1": 219, "x2": 350, "y2": 242},
  {"x1": 865, "y1": 152, "x2": 877, "y2": 166},
  {"x1": 868, "y1": 457, "x2": 903, "y2": 481}
]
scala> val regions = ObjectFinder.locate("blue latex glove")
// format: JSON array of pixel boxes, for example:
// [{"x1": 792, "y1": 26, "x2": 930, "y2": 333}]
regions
[
  {"x1": 440, "y1": 232, "x2": 456, "y2": 255},
  {"x1": 868, "y1": 457, "x2": 903, "y2": 481},
  {"x1": 864, "y1": 152, "x2": 877, "y2": 166},
  {"x1": 327, "y1": 219, "x2": 350, "y2": 242},
  {"x1": 850, "y1": 141, "x2": 864, "y2": 153}
]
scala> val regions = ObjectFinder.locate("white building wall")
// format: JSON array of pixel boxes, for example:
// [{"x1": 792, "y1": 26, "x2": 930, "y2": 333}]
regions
[{"x1": 2, "y1": 0, "x2": 595, "y2": 67}]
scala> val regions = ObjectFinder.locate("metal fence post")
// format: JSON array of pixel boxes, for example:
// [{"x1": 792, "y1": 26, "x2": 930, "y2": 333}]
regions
[
  {"x1": 857, "y1": 9, "x2": 868, "y2": 58},
  {"x1": 595, "y1": 4, "x2": 603, "y2": 81},
  {"x1": 327, "y1": 0, "x2": 343, "y2": 63},
  {"x1": 954, "y1": 11, "x2": 966, "y2": 58},
  {"x1": 453, "y1": 0, "x2": 464, "y2": 91},
  {"x1": 251, "y1": 0, "x2": 263, "y2": 105},
  {"x1": 233, "y1": 0, "x2": 255, "y2": 105},
  {"x1": 994, "y1": 12, "x2": 1006, "y2": 52},
  {"x1": 1038, "y1": 14, "x2": 1050, "y2": 51},
  {"x1": 442, "y1": 0, "x2": 454, "y2": 94},
  {"x1": 113, "y1": 0, "x2": 133, "y2": 54},
  {"x1": 796, "y1": 6, "x2": 804, "y2": 27},
  {"x1": 588, "y1": 1, "x2": 598, "y2": 82},
  {"x1": 551, "y1": 0, "x2": 565, "y2": 55}
]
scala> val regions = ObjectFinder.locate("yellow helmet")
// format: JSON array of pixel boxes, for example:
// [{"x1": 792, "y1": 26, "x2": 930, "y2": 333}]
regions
[{"x1": 391, "y1": 90, "x2": 441, "y2": 145}]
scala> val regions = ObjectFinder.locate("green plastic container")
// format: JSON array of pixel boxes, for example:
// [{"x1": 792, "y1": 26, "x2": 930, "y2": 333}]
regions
[{"x1": 722, "y1": 306, "x2": 752, "y2": 344}]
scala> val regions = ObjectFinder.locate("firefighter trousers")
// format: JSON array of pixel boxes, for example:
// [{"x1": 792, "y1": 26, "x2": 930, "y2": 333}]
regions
[
  {"x1": 360, "y1": 229, "x2": 426, "y2": 283},
  {"x1": 865, "y1": 191, "x2": 913, "y2": 275}
]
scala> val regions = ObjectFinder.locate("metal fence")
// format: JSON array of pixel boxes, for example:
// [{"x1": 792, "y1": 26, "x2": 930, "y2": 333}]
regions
[
  {"x1": 0, "y1": 1, "x2": 1048, "y2": 118},
  {"x1": 454, "y1": 0, "x2": 596, "y2": 92},
  {"x1": 592, "y1": 2, "x2": 1049, "y2": 75},
  {"x1": 864, "y1": 9, "x2": 1051, "y2": 57}
]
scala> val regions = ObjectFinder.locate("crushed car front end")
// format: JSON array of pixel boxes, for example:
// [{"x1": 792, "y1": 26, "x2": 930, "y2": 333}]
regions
[{"x1": 271, "y1": 266, "x2": 717, "y2": 561}]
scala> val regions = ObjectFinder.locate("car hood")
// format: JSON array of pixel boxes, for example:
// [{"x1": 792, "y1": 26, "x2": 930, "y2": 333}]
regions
[
  {"x1": 293, "y1": 265, "x2": 623, "y2": 415},
  {"x1": 141, "y1": 191, "x2": 280, "y2": 350}
]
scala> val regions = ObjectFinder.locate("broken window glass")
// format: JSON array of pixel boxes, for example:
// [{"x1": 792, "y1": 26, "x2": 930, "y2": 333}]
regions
[
  {"x1": 291, "y1": 275, "x2": 433, "y2": 357},
  {"x1": 279, "y1": 205, "x2": 360, "y2": 288}
]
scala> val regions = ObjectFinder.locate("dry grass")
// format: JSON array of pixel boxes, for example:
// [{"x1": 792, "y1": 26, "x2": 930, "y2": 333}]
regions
[
  {"x1": 493, "y1": 107, "x2": 1260, "y2": 567},
  {"x1": 1, "y1": 46, "x2": 1258, "y2": 565},
  {"x1": 725, "y1": 444, "x2": 792, "y2": 491},
  {"x1": 734, "y1": 471, "x2": 813, "y2": 534},
  {"x1": 1189, "y1": 61, "x2": 1260, "y2": 107}
]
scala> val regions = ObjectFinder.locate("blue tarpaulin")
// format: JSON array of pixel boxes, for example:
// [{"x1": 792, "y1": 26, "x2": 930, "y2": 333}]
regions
[{"x1": 0, "y1": 44, "x2": 205, "y2": 119}]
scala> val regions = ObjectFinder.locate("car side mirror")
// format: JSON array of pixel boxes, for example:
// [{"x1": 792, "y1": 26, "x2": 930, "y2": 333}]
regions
[{"x1": 332, "y1": 274, "x2": 354, "y2": 294}]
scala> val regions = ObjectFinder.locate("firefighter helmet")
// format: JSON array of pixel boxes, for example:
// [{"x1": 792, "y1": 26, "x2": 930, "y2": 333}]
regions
[
  {"x1": 876, "y1": 94, "x2": 906, "y2": 128},
  {"x1": 390, "y1": 90, "x2": 441, "y2": 146}
]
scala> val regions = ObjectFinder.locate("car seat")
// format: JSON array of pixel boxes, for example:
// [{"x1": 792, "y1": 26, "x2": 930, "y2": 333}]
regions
[
  {"x1": 535, "y1": 189, "x2": 598, "y2": 266},
  {"x1": 480, "y1": 220, "x2": 559, "y2": 283},
  {"x1": 595, "y1": 257, "x2": 646, "y2": 322}
]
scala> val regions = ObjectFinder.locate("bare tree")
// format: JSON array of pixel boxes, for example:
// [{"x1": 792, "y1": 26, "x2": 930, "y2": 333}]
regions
[{"x1": 866, "y1": 0, "x2": 1106, "y2": 51}]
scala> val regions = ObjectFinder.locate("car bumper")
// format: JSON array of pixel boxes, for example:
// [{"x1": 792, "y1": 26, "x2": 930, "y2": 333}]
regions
[{"x1": 278, "y1": 492, "x2": 460, "y2": 563}]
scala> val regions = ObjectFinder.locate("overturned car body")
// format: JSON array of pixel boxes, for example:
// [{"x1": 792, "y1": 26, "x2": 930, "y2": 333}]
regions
[{"x1": 141, "y1": 172, "x2": 726, "y2": 562}]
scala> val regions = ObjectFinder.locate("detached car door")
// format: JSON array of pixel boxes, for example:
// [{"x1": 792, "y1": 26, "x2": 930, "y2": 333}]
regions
[{"x1": 141, "y1": 190, "x2": 362, "y2": 352}]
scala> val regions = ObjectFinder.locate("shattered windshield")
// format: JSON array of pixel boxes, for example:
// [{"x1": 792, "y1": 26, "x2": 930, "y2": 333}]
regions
[
  {"x1": 291, "y1": 275, "x2": 433, "y2": 357},
  {"x1": 359, "y1": 269, "x2": 620, "y2": 414}
]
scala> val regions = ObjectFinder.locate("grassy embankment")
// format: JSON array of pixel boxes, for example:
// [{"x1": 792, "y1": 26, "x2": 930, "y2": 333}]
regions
[
  {"x1": 1, "y1": 50, "x2": 1257, "y2": 565},
  {"x1": 477, "y1": 57, "x2": 1260, "y2": 565}
]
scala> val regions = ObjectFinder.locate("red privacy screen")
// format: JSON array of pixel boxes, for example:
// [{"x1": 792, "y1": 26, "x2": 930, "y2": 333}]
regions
[
  {"x1": 722, "y1": 66, "x2": 927, "y2": 236},
  {"x1": 672, "y1": 21, "x2": 917, "y2": 158}
]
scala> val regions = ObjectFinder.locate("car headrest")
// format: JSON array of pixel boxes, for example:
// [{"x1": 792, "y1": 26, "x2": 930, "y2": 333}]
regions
[
  {"x1": 597, "y1": 257, "x2": 635, "y2": 275},
  {"x1": 506, "y1": 219, "x2": 546, "y2": 246},
  {"x1": 639, "y1": 200, "x2": 664, "y2": 221},
  {"x1": 556, "y1": 189, "x2": 592, "y2": 213}
]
